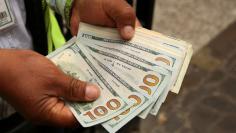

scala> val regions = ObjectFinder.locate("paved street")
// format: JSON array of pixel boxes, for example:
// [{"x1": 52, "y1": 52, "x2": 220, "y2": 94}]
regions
[{"x1": 152, "y1": 0, "x2": 236, "y2": 52}]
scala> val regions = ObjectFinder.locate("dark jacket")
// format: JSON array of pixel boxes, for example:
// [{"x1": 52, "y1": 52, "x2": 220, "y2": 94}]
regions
[{"x1": 24, "y1": 0, "x2": 48, "y2": 55}]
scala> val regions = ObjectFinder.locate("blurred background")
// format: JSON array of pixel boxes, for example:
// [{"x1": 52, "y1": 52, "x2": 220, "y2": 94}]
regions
[{"x1": 104, "y1": 0, "x2": 236, "y2": 133}]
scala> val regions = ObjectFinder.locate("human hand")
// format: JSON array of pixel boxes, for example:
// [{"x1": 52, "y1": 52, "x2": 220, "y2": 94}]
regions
[
  {"x1": 70, "y1": 0, "x2": 138, "y2": 40},
  {"x1": 0, "y1": 50, "x2": 100, "y2": 127}
]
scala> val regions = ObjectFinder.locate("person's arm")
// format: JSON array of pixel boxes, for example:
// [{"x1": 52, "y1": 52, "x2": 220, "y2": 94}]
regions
[{"x1": 0, "y1": 49, "x2": 100, "y2": 127}]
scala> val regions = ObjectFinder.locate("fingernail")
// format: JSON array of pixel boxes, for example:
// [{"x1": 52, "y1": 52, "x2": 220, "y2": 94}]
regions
[
  {"x1": 122, "y1": 25, "x2": 134, "y2": 40},
  {"x1": 85, "y1": 84, "x2": 100, "y2": 101}
]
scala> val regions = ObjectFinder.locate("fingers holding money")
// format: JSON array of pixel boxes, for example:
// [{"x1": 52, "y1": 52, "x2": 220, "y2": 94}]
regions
[
  {"x1": 0, "y1": 50, "x2": 101, "y2": 127},
  {"x1": 103, "y1": 0, "x2": 136, "y2": 40},
  {"x1": 57, "y1": 75, "x2": 100, "y2": 102},
  {"x1": 38, "y1": 75, "x2": 100, "y2": 127},
  {"x1": 70, "y1": 0, "x2": 136, "y2": 40}
]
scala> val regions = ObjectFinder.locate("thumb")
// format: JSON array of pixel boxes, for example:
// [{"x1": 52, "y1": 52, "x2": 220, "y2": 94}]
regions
[
  {"x1": 58, "y1": 75, "x2": 100, "y2": 102},
  {"x1": 104, "y1": 0, "x2": 136, "y2": 40}
]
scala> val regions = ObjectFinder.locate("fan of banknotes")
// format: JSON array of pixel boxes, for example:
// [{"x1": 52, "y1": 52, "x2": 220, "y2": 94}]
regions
[{"x1": 47, "y1": 23, "x2": 193, "y2": 133}]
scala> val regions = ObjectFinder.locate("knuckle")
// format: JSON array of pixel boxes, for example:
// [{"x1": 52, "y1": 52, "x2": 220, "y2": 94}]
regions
[
  {"x1": 120, "y1": 6, "x2": 135, "y2": 19},
  {"x1": 116, "y1": 6, "x2": 136, "y2": 25},
  {"x1": 68, "y1": 78, "x2": 86, "y2": 99}
]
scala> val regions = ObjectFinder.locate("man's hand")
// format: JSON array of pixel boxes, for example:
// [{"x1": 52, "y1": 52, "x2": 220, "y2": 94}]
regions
[
  {"x1": 0, "y1": 50, "x2": 100, "y2": 127},
  {"x1": 70, "y1": 0, "x2": 137, "y2": 40}
]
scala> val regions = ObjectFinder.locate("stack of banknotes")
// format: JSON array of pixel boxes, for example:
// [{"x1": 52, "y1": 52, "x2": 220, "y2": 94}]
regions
[{"x1": 47, "y1": 23, "x2": 193, "y2": 133}]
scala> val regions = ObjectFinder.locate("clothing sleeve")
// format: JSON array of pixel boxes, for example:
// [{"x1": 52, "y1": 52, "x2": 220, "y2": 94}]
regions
[{"x1": 44, "y1": 0, "x2": 74, "y2": 26}]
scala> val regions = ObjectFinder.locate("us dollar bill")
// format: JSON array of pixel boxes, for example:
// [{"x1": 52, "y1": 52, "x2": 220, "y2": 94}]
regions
[
  {"x1": 47, "y1": 38, "x2": 134, "y2": 127},
  {"x1": 135, "y1": 28, "x2": 193, "y2": 115},
  {"x1": 46, "y1": 23, "x2": 193, "y2": 132},
  {"x1": 135, "y1": 28, "x2": 193, "y2": 94},
  {"x1": 76, "y1": 23, "x2": 192, "y2": 118},
  {"x1": 84, "y1": 42, "x2": 170, "y2": 119},
  {"x1": 76, "y1": 24, "x2": 180, "y2": 93},
  {"x1": 76, "y1": 28, "x2": 177, "y2": 118},
  {"x1": 79, "y1": 38, "x2": 170, "y2": 118},
  {"x1": 77, "y1": 42, "x2": 154, "y2": 133},
  {"x1": 77, "y1": 22, "x2": 192, "y2": 94}
]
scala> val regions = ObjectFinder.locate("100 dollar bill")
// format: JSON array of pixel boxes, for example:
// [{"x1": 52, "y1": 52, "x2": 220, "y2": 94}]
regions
[
  {"x1": 83, "y1": 46, "x2": 169, "y2": 132},
  {"x1": 80, "y1": 39, "x2": 170, "y2": 121},
  {"x1": 76, "y1": 24, "x2": 192, "y2": 118},
  {"x1": 83, "y1": 42, "x2": 171, "y2": 119},
  {"x1": 76, "y1": 28, "x2": 177, "y2": 118},
  {"x1": 77, "y1": 42, "x2": 154, "y2": 132}
]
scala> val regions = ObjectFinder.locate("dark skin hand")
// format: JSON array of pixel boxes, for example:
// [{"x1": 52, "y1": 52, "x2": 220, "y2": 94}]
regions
[
  {"x1": 70, "y1": 0, "x2": 139, "y2": 40},
  {"x1": 0, "y1": 49, "x2": 100, "y2": 127},
  {"x1": 0, "y1": 0, "x2": 139, "y2": 128}
]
